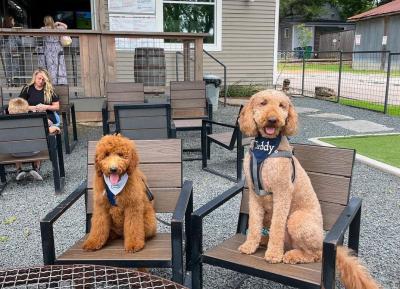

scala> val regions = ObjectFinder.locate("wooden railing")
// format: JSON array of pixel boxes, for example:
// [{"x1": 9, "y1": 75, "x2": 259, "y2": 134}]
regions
[{"x1": 0, "y1": 29, "x2": 206, "y2": 97}]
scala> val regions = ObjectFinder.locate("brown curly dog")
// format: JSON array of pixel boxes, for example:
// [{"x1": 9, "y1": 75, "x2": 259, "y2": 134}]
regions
[
  {"x1": 238, "y1": 90, "x2": 379, "y2": 289},
  {"x1": 82, "y1": 134, "x2": 156, "y2": 252}
]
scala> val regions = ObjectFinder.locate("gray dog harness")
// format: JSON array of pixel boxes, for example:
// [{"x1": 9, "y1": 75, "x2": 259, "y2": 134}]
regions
[{"x1": 249, "y1": 136, "x2": 296, "y2": 196}]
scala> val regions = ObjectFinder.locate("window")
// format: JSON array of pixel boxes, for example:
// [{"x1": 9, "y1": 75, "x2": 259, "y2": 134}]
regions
[
  {"x1": 163, "y1": 0, "x2": 221, "y2": 50},
  {"x1": 284, "y1": 28, "x2": 289, "y2": 39}
]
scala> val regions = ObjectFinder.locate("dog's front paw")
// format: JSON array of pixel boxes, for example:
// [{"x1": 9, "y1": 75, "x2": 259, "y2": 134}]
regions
[
  {"x1": 265, "y1": 248, "x2": 283, "y2": 263},
  {"x1": 82, "y1": 238, "x2": 104, "y2": 251},
  {"x1": 238, "y1": 241, "x2": 259, "y2": 255},
  {"x1": 125, "y1": 240, "x2": 145, "y2": 253}
]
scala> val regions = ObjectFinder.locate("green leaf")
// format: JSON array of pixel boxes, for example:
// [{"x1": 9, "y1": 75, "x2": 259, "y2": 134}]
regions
[
  {"x1": 4, "y1": 216, "x2": 17, "y2": 225},
  {"x1": 23, "y1": 228, "x2": 31, "y2": 238},
  {"x1": 0, "y1": 236, "x2": 9, "y2": 242}
]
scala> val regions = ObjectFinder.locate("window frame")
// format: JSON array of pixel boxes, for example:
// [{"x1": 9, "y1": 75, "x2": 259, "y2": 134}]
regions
[{"x1": 161, "y1": 0, "x2": 222, "y2": 51}]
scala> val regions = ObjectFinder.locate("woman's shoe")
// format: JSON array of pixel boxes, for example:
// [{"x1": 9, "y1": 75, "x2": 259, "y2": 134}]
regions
[
  {"x1": 16, "y1": 169, "x2": 26, "y2": 181},
  {"x1": 28, "y1": 168, "x2": 43, "y2": 181}
]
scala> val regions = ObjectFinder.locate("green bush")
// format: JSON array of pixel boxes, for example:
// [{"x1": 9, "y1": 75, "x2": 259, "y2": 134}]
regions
[{"x1": 224, "y1": 82, "x2": 265, "y2": 98}]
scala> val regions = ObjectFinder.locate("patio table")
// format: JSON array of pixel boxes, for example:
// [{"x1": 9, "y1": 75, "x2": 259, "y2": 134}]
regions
[{"x1": 0, "y1": 264, "x2": 187, "y2": 288}]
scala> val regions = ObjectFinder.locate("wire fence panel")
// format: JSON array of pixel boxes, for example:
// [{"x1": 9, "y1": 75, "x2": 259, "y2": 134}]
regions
[
  {"x1": 339, "y1": 51, "x2": 389, "y2": 113},
  {"x1": 276, "y1": 51, "x2": 303, "y2": 95},
  {"x1": 0, "y1": 36, "x2": 80, "y2": 88},
  {"x1": 303, "y1": 51, "x2": 340, "y2": 101},
  {"x1": 387, "y1": 53, "x2": 400, "y2": 115},
  {"x1": 277, "y1": 50, "x2": 399, "y2": 117}
]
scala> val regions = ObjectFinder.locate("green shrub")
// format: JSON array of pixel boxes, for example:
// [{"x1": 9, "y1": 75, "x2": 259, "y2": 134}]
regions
[{"x1": 224, "y1": 82, "x2": 265, "y2": 98}]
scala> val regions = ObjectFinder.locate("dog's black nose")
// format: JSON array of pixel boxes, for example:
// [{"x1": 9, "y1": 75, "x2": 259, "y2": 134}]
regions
[
  {"x1": 110, "y1": 166, "x2": 117, "y2": 173},
  {"x1": 267, "y1": 117, "x2": 277, "y2": 124}
]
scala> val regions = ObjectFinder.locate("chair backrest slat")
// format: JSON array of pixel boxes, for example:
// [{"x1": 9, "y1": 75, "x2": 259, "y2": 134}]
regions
[
  {"x1": 239, "y1": 144, "x2": 355, "y2": 231},
  {"x1": 86, "y1": 139, "x2": 182, "y2": 214},
  {"x1": 0, "y1": 114, "x2": 48, "y2": 154},
  {"x1": 170, "y1": 81, "x2": 207, "y2": 119},
  {"x1": 115, "y1": 103, "x2": 171, "y2": 140},
  {"x1": 105, "y1": 82, "x2": 145, "y2": 122}
]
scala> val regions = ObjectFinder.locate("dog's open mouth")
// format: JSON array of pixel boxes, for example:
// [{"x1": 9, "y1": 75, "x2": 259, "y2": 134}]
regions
[
  {"x1": 264, "y1": 126, "x2": 276, "y2": 136},
  {"x1": 109, "y1": 173, "x2": 121, "y2": 185}
]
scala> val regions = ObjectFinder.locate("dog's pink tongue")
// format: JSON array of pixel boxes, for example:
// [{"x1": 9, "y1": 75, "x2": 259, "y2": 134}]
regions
[
  {"x1": 110, "y1": 173, "x2": 120, "y2": 185},
  {"x1": 265, "y1": 127, "x2": 276, "y2": 135}
]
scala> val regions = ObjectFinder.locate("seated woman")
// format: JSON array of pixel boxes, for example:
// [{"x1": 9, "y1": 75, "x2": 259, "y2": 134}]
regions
[{"x1": 17, "y1": 68, "x2": 61, "y2": 180}]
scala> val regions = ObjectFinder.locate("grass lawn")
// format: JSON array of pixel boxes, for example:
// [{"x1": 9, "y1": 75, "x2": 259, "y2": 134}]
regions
[
  {"x1": 321, "y1": 134, "x2": 400, "y2": 168},
  {"x1": 338, "y1": 98, "x2": 400, "y2": 117}
]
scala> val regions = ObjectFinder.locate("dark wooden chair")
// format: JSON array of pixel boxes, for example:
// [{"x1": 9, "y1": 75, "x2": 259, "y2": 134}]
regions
[
  {"x1": 191, "y1": 144, "x2": 361, "y2": 289},
  {"x1": 201, "y1": 105, "x2": 252, "y2": 181},
  {"x1": 114, "y1": 103, "x2": 176, "y2": 139},
  {"x1": 40, "y1": 139, "x2": 193, "y2": 285},
  {"x1": 170, "y1": 80, "x2": 212, "y2": 132},
  {"x1": 102, "y1": 82, "x2": 146, "y2": 135},
  {"x1": 53, "y1": 85, "x2": 78, "y2": 154},
  {"x1": 0, "y1": 113, "x2": 65, "y2": 194}
]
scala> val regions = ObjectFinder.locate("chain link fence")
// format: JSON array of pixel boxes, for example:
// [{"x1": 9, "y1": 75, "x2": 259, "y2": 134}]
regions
[{"x1": 277, "y1": 50, "x2": 400, "y2": 117}]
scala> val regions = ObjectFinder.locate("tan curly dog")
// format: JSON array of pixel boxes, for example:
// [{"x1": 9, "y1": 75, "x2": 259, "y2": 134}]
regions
[
  {"x1": 238, "y1": 90, "x2": 379, "y2": 289},
  {"x1": 82, "y1": 134, "x2": 156, "y2": 252}
]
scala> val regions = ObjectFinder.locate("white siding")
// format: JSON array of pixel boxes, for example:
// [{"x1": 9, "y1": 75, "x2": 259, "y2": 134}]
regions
[{"x1": 103, "y1": 0, "x2": 277, "y2": 86}]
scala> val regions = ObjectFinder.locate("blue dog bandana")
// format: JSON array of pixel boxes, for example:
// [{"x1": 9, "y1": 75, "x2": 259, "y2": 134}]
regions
[{"x1": 253, "y1": 135, "x2": 282, "y2": 164}]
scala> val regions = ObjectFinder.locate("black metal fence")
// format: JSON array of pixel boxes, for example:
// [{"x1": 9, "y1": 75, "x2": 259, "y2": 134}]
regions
[{"x1": 276, "y1": 50, "x2": 400, "y2": 117}]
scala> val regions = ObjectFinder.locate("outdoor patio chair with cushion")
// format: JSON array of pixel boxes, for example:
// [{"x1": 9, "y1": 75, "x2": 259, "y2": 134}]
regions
[
  {"x1": 102, "y1": 82, "x2": 146, "y2": 135},
  {"x1": 0, "y1": 113, "x2": 65, "y2": 194},
  {"x1": 201, "y1": 105, "x2": 252, "y2": 181},
  {"x1": 191, "y1": 144, "x2": 360, "y2": 289},
  {"x1": 53, "y1": 85, "x2": 78, "y2": 154},
  {"x1": 40, "y1": 139, "x2": 193, "y2": 285},
  {"x1": 114, "y1": 103, "x2": 176, "y2": 139}
]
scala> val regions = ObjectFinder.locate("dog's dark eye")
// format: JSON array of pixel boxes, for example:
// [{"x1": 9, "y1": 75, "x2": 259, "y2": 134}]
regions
[
  {"x1": 260, "y1": 101, "x2": 267, "y2": 106},
  {"x1": 279, "y1": 103, "x2": 286, "y2": 109},
  {"x1": 105, "y1": 152, "x2": 110, "y2": 157},
  {"x1": 117, "y1": 152, "x2": 124, "y2": 158}
]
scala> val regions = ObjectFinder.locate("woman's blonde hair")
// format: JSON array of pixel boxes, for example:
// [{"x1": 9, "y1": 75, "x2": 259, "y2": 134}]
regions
[
  {"x1": 29, "y1": 68, "x2": 54, "y2": 104},
  {"x1": 43, "y1": 15, "x2": 55, "y2": 29}
]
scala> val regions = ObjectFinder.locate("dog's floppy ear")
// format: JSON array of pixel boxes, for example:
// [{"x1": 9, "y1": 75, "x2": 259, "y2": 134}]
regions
[
  {"x1": 127, "y1": 142, "x2": 139, "y2": 175},
  {"x1": 238, "y1": 100, "x2": 258, "y2": 137},
  {"x1": 94, "y1": 149, "x2": 104, "y2": 177},
  {"x1": 282, "y1": 101, "x2": 298, "y2": 136}
]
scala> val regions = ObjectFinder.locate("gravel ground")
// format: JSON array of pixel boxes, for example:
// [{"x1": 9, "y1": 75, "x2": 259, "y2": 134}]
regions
[{"x1": 0, "y1": 97, "x2": 399, "y2": 289}]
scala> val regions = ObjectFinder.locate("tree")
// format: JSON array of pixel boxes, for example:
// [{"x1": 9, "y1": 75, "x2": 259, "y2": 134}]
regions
[
  {"x1": 280, "y1": 0, "x2": 326, "y2": 20},
  {"x1": 329, "y1": 0, "x2": 375, "y2": 19}
]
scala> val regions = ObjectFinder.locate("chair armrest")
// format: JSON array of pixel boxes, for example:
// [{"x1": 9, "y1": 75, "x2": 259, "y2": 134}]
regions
[
  {"x1": 171, "y1": 181, "x2": 193, "y2": 284},
  {"x1": 190, "y1": 180, "x2": 244, "y2": 273},
  {"x1": 172, "y1": 180, "x2": 193, "y2": 224},
  {"x1": 202, "y1": 119, "x2": 236, "y2": 129},
  {"x1": 40, "y1": 181, "x2": 87, "y2": 265},
  {"x1": 323, "y1": 197, "x2": 362, "y2": 247},
  {"x1": 322, "y1": 197, "x2": 362, "y2": 289},
  {"x1": 193, "y1": 179, "x2": 245, "y2": 220}
]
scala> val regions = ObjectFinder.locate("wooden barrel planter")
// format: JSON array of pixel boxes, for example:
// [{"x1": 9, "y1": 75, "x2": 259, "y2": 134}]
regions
[{"x1": 134, "y1": 47, "x2": 166, "y2": 86}]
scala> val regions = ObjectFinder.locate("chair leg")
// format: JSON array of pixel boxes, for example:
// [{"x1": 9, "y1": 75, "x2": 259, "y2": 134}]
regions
[
  {"x1": 201, "y1": 132, "x2": 207, "y2": 169},
  {"x1": 0, "y1": 165, "x2": 6, "y2": 195},
  {"x1": 207, "y1": 139, "x2": 211, "y2": 160},
  {"x1": 61, "y1": 112, "x2": 70, "y2": 154},
  {"x1": 71, "y1": 104, "x2": 78, "y2": 141},
  {"x1": 48, "y1": 136, "x2": 62, "y2": 194},
  {"x1": 56, "y1": 134, "x2": 65, "y2": 178}
]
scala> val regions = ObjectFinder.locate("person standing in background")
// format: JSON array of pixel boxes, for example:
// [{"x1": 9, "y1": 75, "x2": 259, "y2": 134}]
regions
[
  {"x1": 38, "y1": 15, "x2": 68, "y2": 85},
  {"x1": 1, "y1": 16, "x2": 22, "y2": 86}
]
